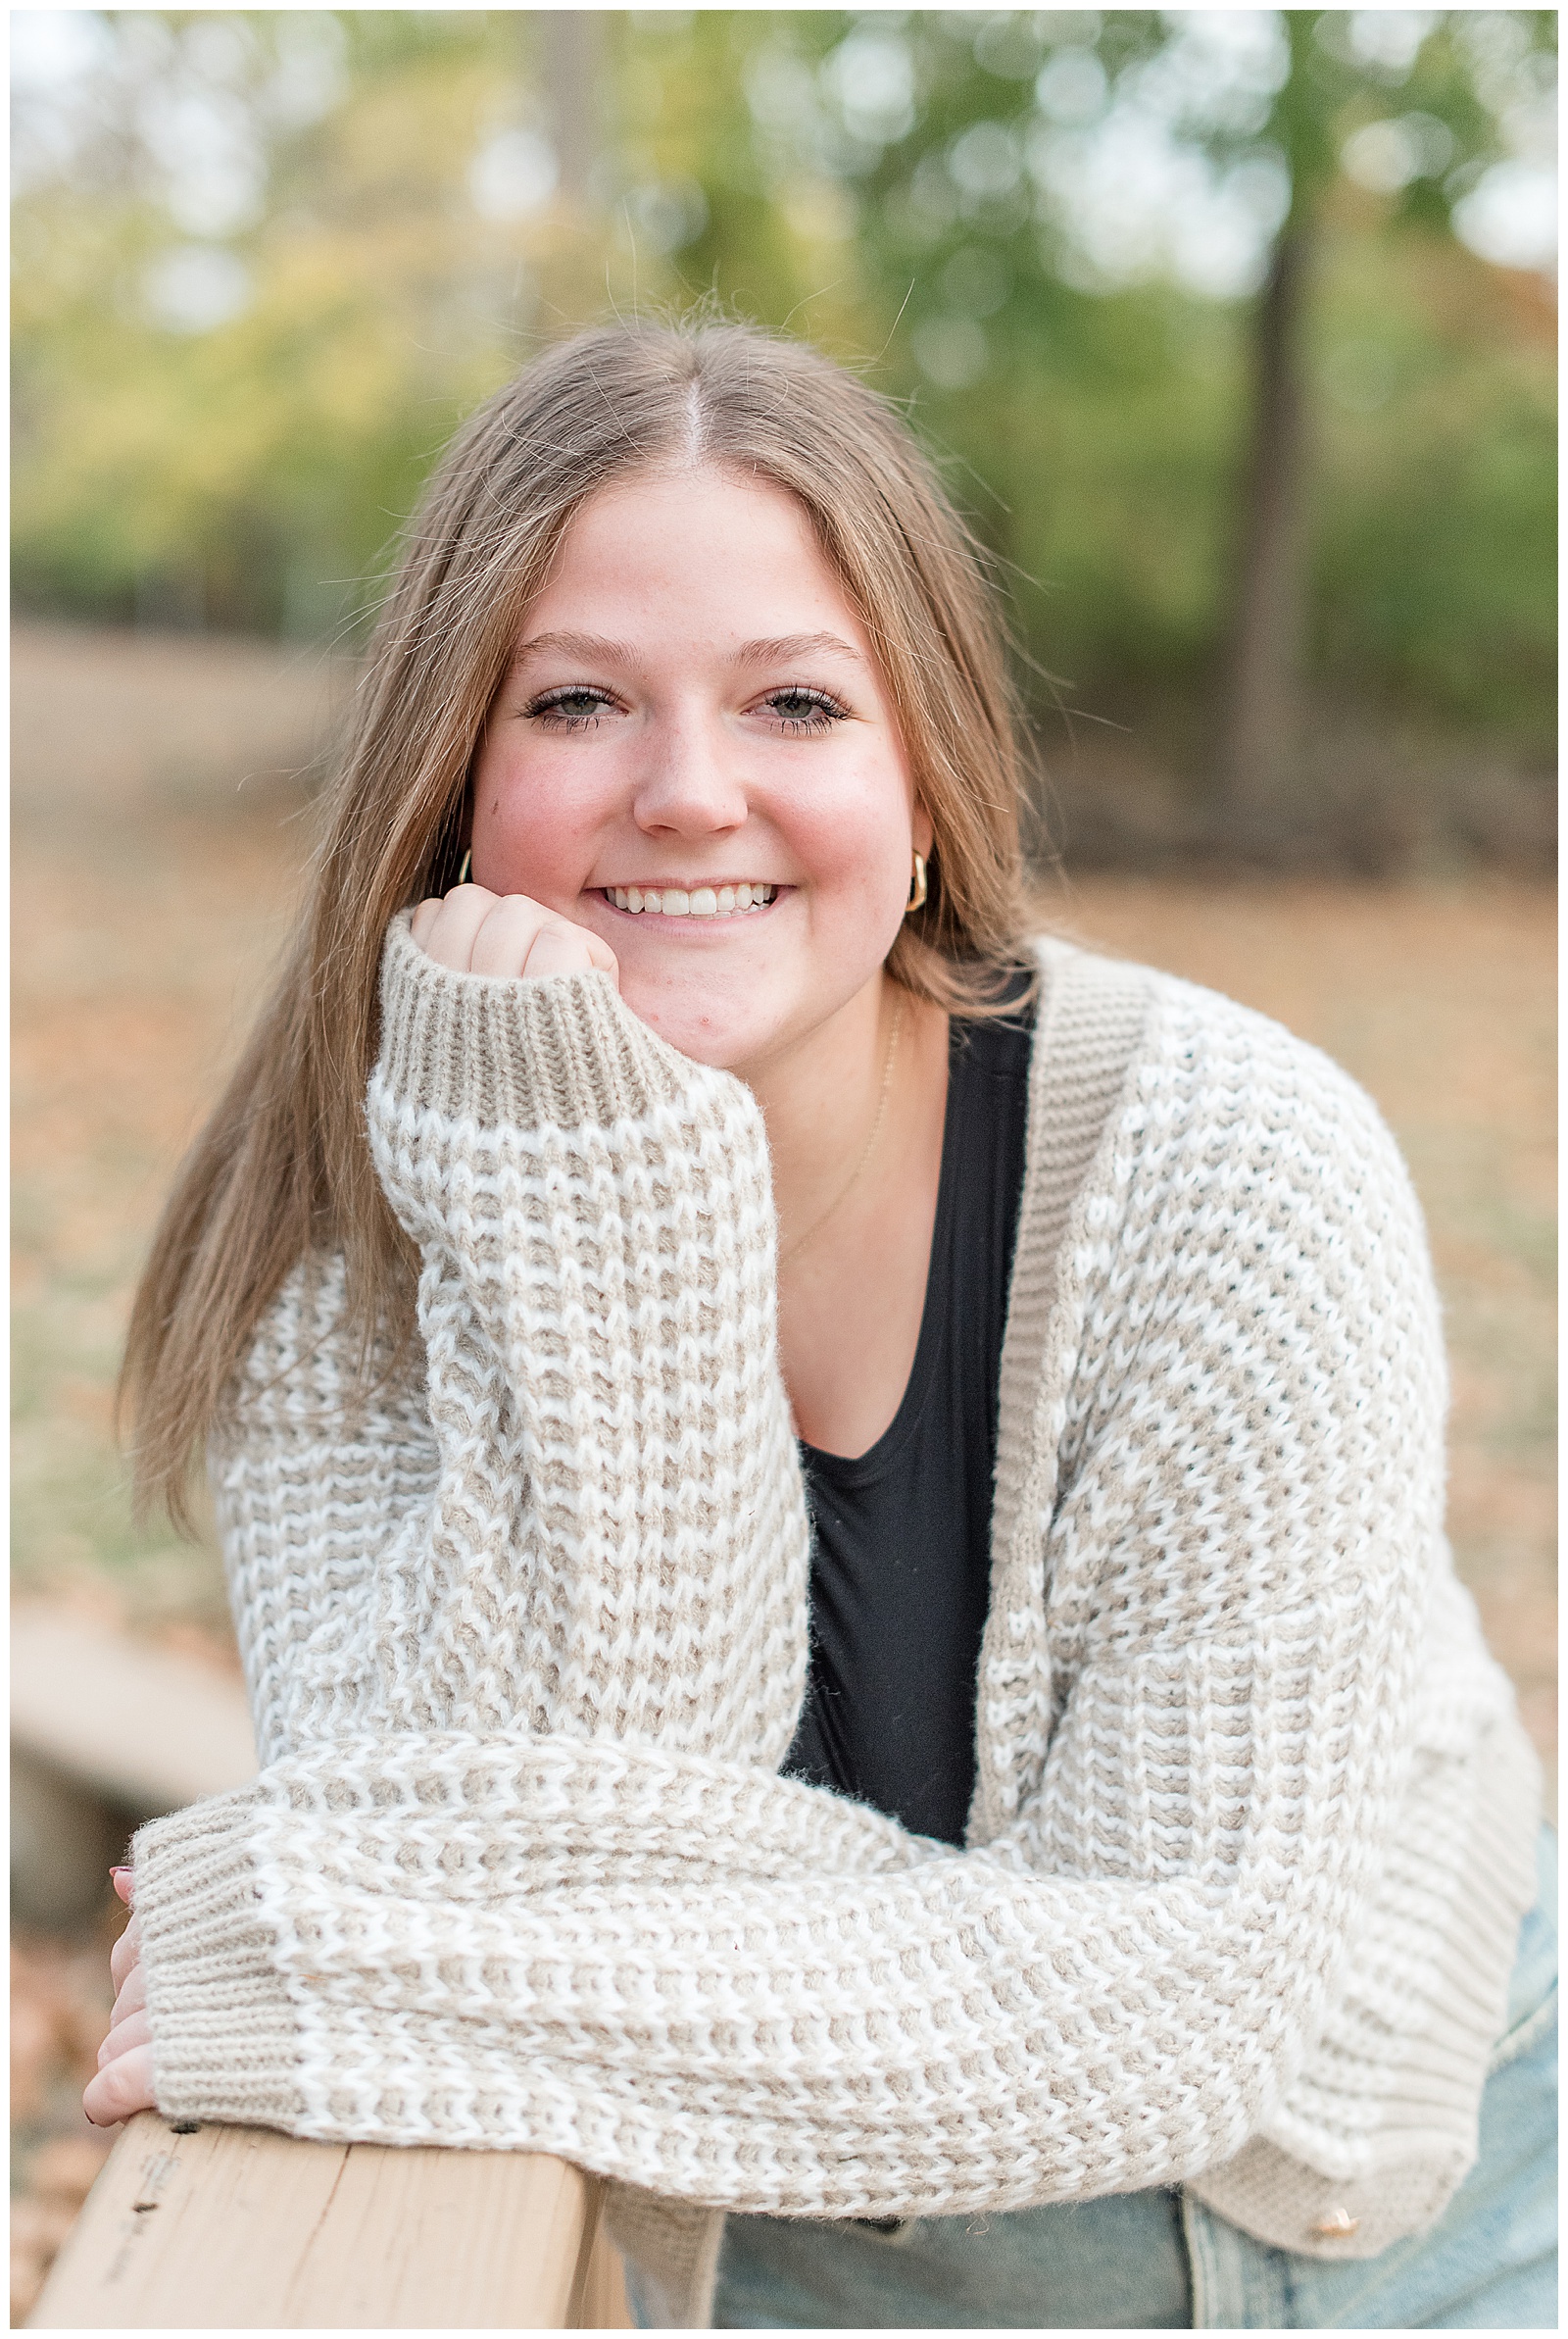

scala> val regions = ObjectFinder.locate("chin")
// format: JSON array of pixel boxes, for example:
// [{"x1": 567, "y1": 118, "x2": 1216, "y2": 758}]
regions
[{"x1": 618, "y1": 975, "x2": 784, "y2": 1074}]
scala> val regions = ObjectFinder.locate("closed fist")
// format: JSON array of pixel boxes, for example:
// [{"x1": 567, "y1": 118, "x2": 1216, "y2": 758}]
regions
[{"x1": 411, "y1": 885, "x2": 619, "y2": 984}]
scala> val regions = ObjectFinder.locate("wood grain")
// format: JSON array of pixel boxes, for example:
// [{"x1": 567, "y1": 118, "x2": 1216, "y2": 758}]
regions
[
  {"x1": 577, "y1": 2222, "x2": 634, "y2": 2329},
  {"x1": 27, "y1": 2112, "x2": 617, "y2": 2328}
]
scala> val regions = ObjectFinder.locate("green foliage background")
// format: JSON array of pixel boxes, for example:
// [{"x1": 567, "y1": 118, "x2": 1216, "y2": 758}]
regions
[{"x1": 11, "y1": 9, "x2": 1556, "y2": 779}]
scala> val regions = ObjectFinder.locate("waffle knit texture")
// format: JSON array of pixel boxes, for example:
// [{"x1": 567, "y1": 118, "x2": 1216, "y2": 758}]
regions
[{"x1": 134, "y1": 914, "x2": 1541, "y2": 2327}]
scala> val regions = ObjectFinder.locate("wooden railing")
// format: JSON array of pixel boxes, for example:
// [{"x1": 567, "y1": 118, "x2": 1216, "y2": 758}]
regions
[
  {"x1": 27, "y1": 2111, "x2": 630, "y2": 2328},
  {"x1": 11, "y1": 1606, "x2": 258, "y2": 1931},
  {"x1": 13, "y1": 1609, "x2": 632, "y2": 2328}
]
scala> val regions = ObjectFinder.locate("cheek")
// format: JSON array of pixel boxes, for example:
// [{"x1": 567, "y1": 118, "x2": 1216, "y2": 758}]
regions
[
  {"x1": 470, "y1": 750, "x2": 606, "y2": 894},
  {"x1": 787, "y1": 760, "x2": 913, "y2": 908}
]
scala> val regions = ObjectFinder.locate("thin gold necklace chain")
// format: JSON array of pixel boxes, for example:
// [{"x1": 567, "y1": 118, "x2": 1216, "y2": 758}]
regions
[{"x1": 778, "y1": 992, "x2": 905, "y2": 1270}]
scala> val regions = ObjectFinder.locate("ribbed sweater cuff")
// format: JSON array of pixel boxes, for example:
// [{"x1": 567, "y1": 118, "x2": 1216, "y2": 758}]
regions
[
  {"x1": 134, "y1": 1791, "x2": 306, "y2": 2130},
  {"x1": 376, "y1": 912, "x2": 687, "y2": 1130}
]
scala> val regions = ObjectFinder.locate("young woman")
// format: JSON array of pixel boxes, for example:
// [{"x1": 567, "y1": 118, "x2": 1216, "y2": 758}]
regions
[{"x1": 91, "y1": 322, "x2": 1553, "y2": 2329}]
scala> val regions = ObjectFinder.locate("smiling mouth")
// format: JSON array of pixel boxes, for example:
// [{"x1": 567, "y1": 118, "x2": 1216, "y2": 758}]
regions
[{"x1": 600, "y1": 883, "x2": 777, "y2": 918}]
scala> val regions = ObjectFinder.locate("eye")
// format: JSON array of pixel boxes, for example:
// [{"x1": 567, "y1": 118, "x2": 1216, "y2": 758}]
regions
[
  {"x1": 760, "y1": 685, "x2": 849, "y2": 734},
  {"x1": 526, "y1": 684, "x2": 618, "y2": 730}
]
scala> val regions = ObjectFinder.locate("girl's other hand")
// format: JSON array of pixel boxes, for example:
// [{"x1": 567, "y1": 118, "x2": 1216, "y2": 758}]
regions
[
  {"x1": 411, "y1": 884, "x2": 619, "y2": 985},
  {"x1": 83, "y1": 1872, "x2": 157, "y2": 2127}
]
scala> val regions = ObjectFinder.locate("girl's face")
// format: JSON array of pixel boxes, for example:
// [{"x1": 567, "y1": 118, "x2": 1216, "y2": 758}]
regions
[{"x1": 468, "y1": 464, "x2": 930, "y2": 1072}]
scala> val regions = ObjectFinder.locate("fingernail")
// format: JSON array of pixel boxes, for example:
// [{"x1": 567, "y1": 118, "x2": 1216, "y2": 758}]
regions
[{"x1": 110, "y1": 1866, "x2": 131, "y2": 1878}]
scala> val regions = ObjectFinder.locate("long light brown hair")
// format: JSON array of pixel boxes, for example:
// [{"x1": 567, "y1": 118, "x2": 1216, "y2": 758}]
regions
[{"x1": 122, "y1": 317, "x2": 1039, "y2": 1524}]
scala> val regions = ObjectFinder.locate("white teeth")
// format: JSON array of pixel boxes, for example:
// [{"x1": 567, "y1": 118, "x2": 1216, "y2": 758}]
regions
[{"x1": 606, "y1": 883, "x2": 775, "y2": 916}]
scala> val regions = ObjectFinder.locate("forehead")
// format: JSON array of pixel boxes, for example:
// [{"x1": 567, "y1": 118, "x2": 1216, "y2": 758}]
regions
[{"x1": 523, "y1": 465, "x2": 869, "y2": 646}]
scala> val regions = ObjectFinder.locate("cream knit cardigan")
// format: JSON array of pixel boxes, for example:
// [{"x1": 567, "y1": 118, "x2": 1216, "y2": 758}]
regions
[{"x1": 134, "y1": 917, "x2": 1541, "y2": 2327}]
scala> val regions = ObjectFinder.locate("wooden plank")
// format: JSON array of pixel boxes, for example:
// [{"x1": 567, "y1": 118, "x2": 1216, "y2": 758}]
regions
[
  {"x1": 28, "y1": 2113, "x2": 605, "y2": 2329},
  {"x1": 279, "y1": 2136, "x2": 601, "y2": 2329},
  {"x1": 11, "y1": 1608, "x2": 256, "y2": 1815},
  {"x1": 16, "y1": 1609, "x2": 635, "y2": 2328},
  {"x1": 577, "y1": 2224, "x2": 635, "y2": 2328}
]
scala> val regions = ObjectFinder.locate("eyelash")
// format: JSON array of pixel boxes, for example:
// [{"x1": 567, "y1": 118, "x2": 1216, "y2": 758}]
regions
[
  {"x1": 762, "y1": 686, "x2": 848, "y2": 734},
  {"x1": 522, "y1": 684, "x2": 850, "y2": 734},
  {"x1": 526, "y1": 685, "x2": 615, "y2": 731}
]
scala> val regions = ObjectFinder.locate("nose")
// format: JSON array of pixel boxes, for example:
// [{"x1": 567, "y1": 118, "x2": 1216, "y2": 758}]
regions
[{"x1": 630, "y1": 707, "x2": 749, "y2": 842}]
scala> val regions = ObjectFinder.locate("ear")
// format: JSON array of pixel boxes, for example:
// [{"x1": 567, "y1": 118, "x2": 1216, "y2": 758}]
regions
[{"x1": 912, "y1": 801, "x2": 935, "y2": 859}]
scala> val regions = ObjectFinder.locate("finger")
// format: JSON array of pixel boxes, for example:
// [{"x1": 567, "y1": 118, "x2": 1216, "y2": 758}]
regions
[
  {"x1": 521, "y1": 908, "x2": 619, "y2": 982},
  {"x1": 108, "y1": 1959, "x2": 148, "y2": 2033},
  {"x1": 83, "y1": 2041, "x2": 157, "y2": 2129},
  {"x1": 468, "y1": 895, "x2": 560, "y2": 978},
  {"x1": 109, "y1": 1912, "x2": 141, "y2": 1994},
  {"x1": 520, "y1": 921, "x2": 604, "y2": 979},
  {"x1": 580, "y1": 929, "x2": 620, "y2": 984},
  {"x1": 415, "y1": 884, "x2": 501, "y2": 970},
  {"x1": 97, "y1": 2005, "x2": 152, "y2": 2069},
  {"x1": 410, "y1": 897, "x2": 443, "y2": 947},
  {"x1": 110, "y1": 1866, "x2": 135, "y2": 1908}
]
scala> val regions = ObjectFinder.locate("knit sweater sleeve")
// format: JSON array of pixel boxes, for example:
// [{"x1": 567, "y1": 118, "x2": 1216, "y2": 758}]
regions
[
  {"x1": 212, "y1": 913, "x2": 812, "y2": 1773},
  {"x1": 133, "y1": 935, "x2": 1442, "y2": 2224}
]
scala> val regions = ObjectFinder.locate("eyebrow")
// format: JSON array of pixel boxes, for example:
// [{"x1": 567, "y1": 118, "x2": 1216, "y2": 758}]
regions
[
  {"x1": 729, "y1": 632, "x2": 867, "y2": 669},
  {"x1": 511, "y1": 628, "x2": 867, "y2": 671}
]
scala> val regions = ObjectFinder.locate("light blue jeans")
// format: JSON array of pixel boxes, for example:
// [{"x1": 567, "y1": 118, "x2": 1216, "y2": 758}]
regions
[{"x1": 639, "y1": 1829, "x2": 1557, "y2": 2330}]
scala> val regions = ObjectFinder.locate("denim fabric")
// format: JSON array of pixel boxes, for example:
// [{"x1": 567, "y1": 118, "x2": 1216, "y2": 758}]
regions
[
  {"x1": 708, "y1": 2186, "x2": 1192, "y2": 2328},
  {"x1": 652, "y1": 1828, "x2": 1557, "y2": 2332}
]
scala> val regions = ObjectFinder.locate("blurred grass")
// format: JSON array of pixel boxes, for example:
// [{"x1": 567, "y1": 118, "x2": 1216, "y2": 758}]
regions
[{"x1": 11, "y1": 622, "x2": 1555, "y2": 1788}]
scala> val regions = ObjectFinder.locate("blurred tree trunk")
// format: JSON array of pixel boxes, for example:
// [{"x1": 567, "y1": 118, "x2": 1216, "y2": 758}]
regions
[{"x1": 1217, "y1": 214, "x2": 1312, "y2": 816}]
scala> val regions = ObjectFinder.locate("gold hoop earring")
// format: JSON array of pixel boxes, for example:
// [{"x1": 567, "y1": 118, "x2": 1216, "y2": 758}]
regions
[
  {"x1": 456, "y1": 848, "x2": 472, "y2": 886},
  {"x1": 906, "y1": 852, "x2": 927, "y2": 915}
]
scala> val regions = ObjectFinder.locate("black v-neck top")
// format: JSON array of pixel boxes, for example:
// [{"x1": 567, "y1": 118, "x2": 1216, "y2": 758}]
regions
[{"x1": 781, "y1": 998, "x2": 1035, "y2": 1846}]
